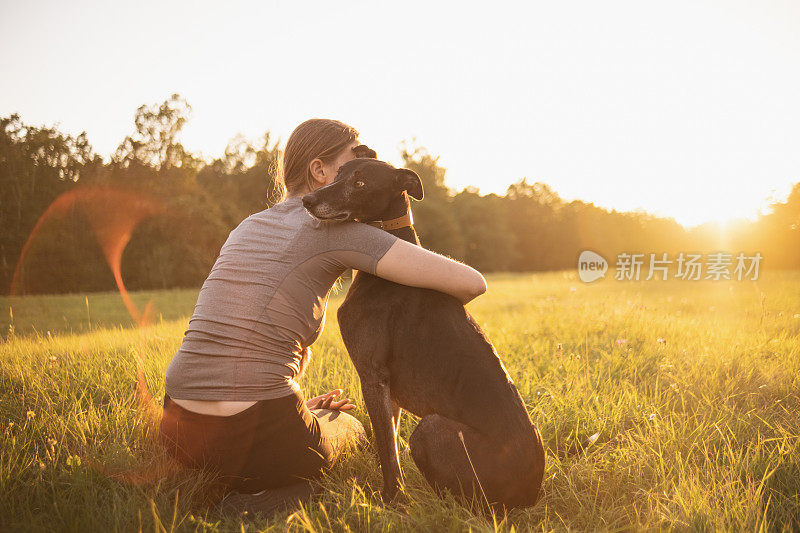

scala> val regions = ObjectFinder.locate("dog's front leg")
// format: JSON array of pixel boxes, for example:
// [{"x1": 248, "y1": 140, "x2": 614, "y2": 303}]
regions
[{"x1": 361, "y1": 379, "x2": 403, "y2": 501}]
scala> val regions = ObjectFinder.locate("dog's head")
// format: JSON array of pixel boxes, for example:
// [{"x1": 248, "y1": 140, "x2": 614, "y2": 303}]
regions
[{"x1": 302, "y1": 158, "x2": 423, "y2": 222}]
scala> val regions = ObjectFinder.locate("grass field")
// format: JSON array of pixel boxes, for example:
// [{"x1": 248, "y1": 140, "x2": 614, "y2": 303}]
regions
[{"x1": 1, "y1": 271, "x2": 799, "y2": 531}]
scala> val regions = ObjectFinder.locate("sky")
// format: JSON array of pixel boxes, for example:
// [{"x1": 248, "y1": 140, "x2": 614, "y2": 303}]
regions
[{"x1": 1, "y1": 0, "x2": 799, "y2": 227}]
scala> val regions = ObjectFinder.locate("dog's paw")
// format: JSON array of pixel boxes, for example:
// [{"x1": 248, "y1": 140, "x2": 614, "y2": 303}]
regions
[{"x1": 381, "y1": 485, "x2": 409, "y2": 508}]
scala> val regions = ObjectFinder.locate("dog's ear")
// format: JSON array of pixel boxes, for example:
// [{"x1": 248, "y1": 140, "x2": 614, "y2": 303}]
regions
[
  {"x1": 352, "y1": 144, "x2": 377, "y2": 159},
  {"x1": 395, "y1": 168, "x2": 423, "y2": 200}
]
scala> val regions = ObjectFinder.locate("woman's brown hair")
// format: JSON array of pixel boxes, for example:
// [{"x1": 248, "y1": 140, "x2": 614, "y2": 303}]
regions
[{"x1": 274, "y1": 119, "x2": 359, "y2": 202}]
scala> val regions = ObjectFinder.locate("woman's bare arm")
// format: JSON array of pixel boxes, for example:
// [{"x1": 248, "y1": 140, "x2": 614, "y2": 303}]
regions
[{"x1": 374, "y1": 239, "x2": 487, "y2": 304}]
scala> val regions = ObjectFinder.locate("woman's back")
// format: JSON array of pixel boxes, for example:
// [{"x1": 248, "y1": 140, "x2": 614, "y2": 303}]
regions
[{"x1": 164, "y1": 195, "x2": 399, "y2": 408}]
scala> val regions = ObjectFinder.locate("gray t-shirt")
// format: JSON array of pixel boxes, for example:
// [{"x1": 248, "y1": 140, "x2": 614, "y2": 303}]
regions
[{"x1": 164, "y1": 196, "x2": 399, "y2": 401}]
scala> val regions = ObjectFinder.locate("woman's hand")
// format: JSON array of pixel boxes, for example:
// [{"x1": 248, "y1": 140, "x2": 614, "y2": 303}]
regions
[{"x1": 305, "y1": 389, "x2": 356, "y2": 411}]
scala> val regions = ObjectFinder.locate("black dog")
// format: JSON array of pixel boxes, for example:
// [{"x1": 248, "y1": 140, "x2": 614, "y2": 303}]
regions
[{"x1": 302, "y1": 156, "x2": 545, "y2": 511}]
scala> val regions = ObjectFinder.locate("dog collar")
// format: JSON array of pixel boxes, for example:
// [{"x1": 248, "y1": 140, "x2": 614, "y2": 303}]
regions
[{"x1": 361, "y1": 210, "x2": 414, "y2": 231}]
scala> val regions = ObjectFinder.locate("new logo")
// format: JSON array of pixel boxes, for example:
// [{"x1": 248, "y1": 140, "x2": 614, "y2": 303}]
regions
[{"x1": 578, "y1": 250, "x2": 608, "y2": 283}]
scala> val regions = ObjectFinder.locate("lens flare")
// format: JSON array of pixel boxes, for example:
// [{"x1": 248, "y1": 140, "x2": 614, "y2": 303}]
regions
[
  {"x1": 11, "y1": 186, "x2": 164, "y2": 326},
  {"x1": 11, "y1": 186, "x2": 185, "y2": 486}
]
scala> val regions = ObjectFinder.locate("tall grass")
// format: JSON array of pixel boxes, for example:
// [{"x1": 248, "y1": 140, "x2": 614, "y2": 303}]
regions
[{"x1": 1, "y1": 271, "x2": 799, "y2": 531}]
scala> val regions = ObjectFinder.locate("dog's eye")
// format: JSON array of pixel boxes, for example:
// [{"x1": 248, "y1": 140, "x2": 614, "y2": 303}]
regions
[{"x1": 354, "y1": 180, "x2": 365, "y2": 188}]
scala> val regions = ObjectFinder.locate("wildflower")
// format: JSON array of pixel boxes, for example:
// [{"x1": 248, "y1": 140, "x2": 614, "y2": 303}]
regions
[
  {"x1": 26, "y1": 410, "x2": 35, "y2": 420},
  {"x1": 66, "y1": 455, "x2": 81, "y2": 467},
  {"x1": 648, "y1": 413, "x2": 657, "y2": 421},
  {"x1": 656, "y1": 337, "x2": 666, "y2": 344},
  {"x1": 616, "y1": 338, "x2": 627, "y2": 345},
  {"x1": 49, "y1": 355, "x2": 57, "y2": 362}
]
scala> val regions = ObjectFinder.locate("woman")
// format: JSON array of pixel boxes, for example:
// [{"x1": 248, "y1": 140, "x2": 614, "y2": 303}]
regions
[{"x1": 159, "y1": 118, "x2": 486, "y2": 515}]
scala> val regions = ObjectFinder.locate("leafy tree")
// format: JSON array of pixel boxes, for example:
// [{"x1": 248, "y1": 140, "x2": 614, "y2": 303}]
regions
[
  {"x1": 452, "y1": 189, "x2": 517, "y2": 271},
  {"x1": 0, "y1": 114, "x2": 99, "y2": 293},
  {"x1": 400, "y1": 141, "x2": 465, "y2": 259},
  {"x1": 112, "y1": 93, "x2": 200, "y2": 172},
  {"x1": 196, "y1": 132, "x2": 283, "y2": 226},
  {"x1": 2, "y1": 95, "x2": 799, "y2": 295},
  {"x1": 505, "y1": 179, "x2": 569, "y2": 270}
]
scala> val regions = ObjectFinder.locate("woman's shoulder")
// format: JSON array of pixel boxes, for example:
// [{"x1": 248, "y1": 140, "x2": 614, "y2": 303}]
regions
[
  {"x1": 214, "y1": 199, "x2": 321, "y2": 257},
  {"x1": 243, "y1": 198, "x2": 324, "y2": 231}
]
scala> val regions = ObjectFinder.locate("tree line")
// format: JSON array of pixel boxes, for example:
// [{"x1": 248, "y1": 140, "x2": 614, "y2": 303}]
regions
[{"x1": 2, "y1": 94, "x2": 798, "y2": 295}]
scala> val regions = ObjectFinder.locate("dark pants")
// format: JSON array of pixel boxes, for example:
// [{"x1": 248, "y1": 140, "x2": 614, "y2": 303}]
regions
[{"x1": 159, "y1": 390, "x2": 367, "y2": 494}]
